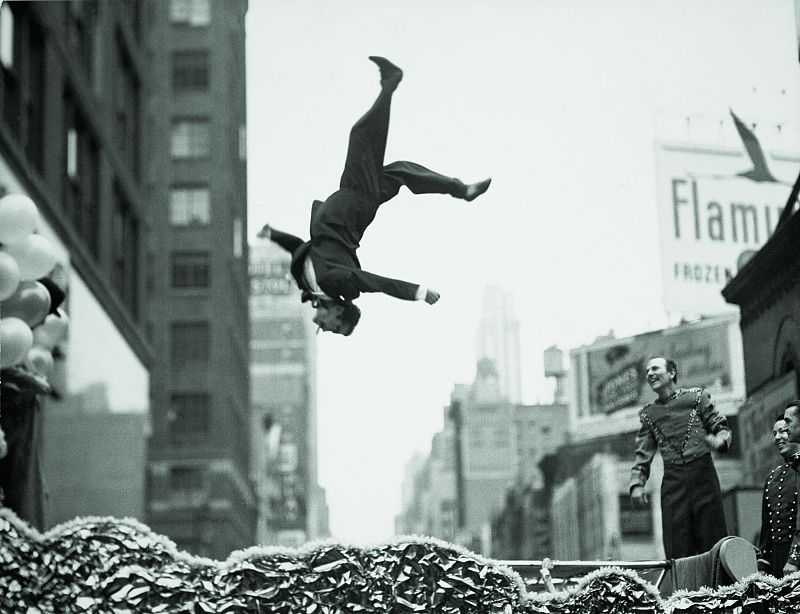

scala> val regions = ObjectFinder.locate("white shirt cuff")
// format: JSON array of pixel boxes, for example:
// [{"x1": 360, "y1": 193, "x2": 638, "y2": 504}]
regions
[{"x1": 415, "y1": 286, "x2": 427, "y2": 301}]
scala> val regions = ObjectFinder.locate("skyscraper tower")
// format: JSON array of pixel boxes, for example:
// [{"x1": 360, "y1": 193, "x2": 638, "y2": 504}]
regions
[{"x1": 476, "y1": 285, "x2": 522, "y2": 403}]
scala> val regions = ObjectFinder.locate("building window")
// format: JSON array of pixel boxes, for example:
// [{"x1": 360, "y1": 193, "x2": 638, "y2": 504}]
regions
[
  {"x1": 170, "y1": 185, "x2": 210, "y2": 226},
  {"x1": 170, "y1": 393, "x2": 210, "y2": 442},
  {"x1": 233, "y1": 216, "x2": 242, "y2": 258},
  {"x1": 66, "y1": 128, "x2": 78, "y2": 179},
  {"x1": 114, "y1": 41, "x2": 140, "y2": 177},
  {"x1": 171, "y1": 118, "x2": 209, "y2": 158},
  {"x1": 171, "y1": 251, "x2": 210, "y2": 288},
  {"x1": 238, "y1": 125, "x2": 246, "y2": 160},
  {"x1": 172, "y1": 49, "x2": 208, "y2": 91},
  {"x1": 251, "y1": 347, "x2": 305, "y2": 363},
  {"x1": 169, "y1": 466, "x2": 204, "y2": 492},
  {"x1": 171, "y1": 321, "x2": 209, "y2": 365},
  {"x1": 0, "y1": 3, "x2": 15, "y2": 68},
  {"x1": 170, "y1": 0, "x2": 210, "y2": 26},
  {"x1": 251, "y1": 319, "x2": 305, "y2": 342},
  {"x1": 112, "y1": 185, "x2": 140, "y2": 318},
  {"x1": 64, "y1": 91, "x2": 101, "y2": 258}
]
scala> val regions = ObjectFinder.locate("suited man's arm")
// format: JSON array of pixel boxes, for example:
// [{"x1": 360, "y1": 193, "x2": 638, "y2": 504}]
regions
[
  {"x1": 324, "y1": 269, "x2": 427, "y2": 301},
  {"x1": 259, "y1": 224, "x2": 304, "y2": 254}
]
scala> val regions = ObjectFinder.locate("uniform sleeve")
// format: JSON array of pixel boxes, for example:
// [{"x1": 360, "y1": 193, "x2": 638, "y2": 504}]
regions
[
  {"x1": 757, "y1": 478, "x2": 773, "y2": 573},
  {"x1": 630, "y1": 417, "x2": 657, "y2": 493},
  {"x1": 698, "y1": 388, "x2": 732, "y2": 451}
]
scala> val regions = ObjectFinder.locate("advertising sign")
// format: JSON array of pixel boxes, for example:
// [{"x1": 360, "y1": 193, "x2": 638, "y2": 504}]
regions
[
  {"x1": 654, "y1": 141, "x2": 800, "y2": 315},
  {"x1": 584, "y1": 317, "x2": 733, "y2": 415}
]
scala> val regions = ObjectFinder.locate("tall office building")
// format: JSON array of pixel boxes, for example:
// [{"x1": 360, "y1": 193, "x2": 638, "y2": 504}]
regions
[
  {"x1": 249, "y1": 242, "x2": 328, "y2": 546},
  {"x1": 144, "y1": 0, "x2": 256, "y2": 558},
  {"x1": 476, "y1": 286, "x2": 521, "y2": 404},
  {"x1": 0, "y1": 1, "x2": 151, "y2": 527}
]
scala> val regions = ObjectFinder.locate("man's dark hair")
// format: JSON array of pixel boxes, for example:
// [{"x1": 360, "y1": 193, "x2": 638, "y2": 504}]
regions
[
  {"x1": 785, "y1": 400, "x2": 800, "y2": 412},
  {"x1": 339, "y1": 301, "x2": 361, "y2": 336}
]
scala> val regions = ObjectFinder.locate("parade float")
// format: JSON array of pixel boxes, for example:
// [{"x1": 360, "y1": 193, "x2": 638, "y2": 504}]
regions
[{"x1": 2, "y1": 507, "x2": 800, "y2": 614}]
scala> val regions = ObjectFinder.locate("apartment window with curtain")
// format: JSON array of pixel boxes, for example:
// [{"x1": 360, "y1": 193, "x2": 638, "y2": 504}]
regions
[
  {"x1": 171, "y1": 117, "x2": 209, "y2": 158},
  {"x1": 170, "y1": 185, "x2": 210, "y2": 226},
  {"x1": 170, "y1": 0, "x2": 210, "y2": 26}
]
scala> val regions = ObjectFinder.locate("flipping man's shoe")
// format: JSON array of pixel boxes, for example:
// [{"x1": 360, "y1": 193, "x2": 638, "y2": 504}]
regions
[
  {"x1": 464, "y1": 178, "x2": 492, "y2": 202},
  {"x1": 369, "y1": 56, "x2": 403, "y2": 89}
]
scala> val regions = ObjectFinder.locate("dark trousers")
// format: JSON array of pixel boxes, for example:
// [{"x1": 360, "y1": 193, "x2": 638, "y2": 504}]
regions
[
  {"x1": 338, "y1": 77, "x2": 468, "y2": 213},
  {"x1": 661, "y1": 454, "x2": 727, "y2": 559}
]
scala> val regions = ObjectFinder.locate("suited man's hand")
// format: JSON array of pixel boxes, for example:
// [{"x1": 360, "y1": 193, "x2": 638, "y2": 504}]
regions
[
  {"x1": 425, "y1": 289, "x2": 440, "y2": 305},
  {"x1": 0, "y1": 427, "x2": 7, "y2": 460},
  {"x1": 257, "y1": 224, "x2": 272, "y2": 239}
]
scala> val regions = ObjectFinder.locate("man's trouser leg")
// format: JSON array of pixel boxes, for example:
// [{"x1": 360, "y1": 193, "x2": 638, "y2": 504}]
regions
[
  {"x1": 661, "y1": 463, "x2": 693, "y2": 559},
  {"x1": 338, "y1": 81, "x2": 395, "y2": 200},
  {"x1": 378, "y1": 161, "x2": 468, "y2": 202},
  {"x1": 689, "y1": 455, "x2": 728, "y2": 555}
]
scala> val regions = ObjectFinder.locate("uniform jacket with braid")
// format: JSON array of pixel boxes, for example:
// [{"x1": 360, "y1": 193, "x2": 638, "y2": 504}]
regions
[{"x1": 630, "y1": 387, "x2": 731, "y2": 492}]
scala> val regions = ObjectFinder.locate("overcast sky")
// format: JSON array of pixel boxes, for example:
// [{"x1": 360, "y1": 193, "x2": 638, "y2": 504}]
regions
[{"x1": 245, "y1": 0, "x2": 800, "y2": 544}]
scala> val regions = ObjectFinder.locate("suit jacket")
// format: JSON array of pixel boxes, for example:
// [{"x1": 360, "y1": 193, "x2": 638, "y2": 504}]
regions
[{"x1": 270, "y1": 190, "x2": 420, "y2": 302}]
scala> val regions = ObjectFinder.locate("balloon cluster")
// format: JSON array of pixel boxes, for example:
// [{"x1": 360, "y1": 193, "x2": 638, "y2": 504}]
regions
[{"x1": 0, "y1": 193, "x2": 68, "y2": 377}]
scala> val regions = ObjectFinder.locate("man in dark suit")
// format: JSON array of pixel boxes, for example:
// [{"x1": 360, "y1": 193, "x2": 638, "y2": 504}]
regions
[{"x1": 259, "y1": 56, "x2": 491, "y2": 336}]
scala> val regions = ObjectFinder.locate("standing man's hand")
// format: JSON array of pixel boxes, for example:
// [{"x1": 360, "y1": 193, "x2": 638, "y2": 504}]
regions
[
  {"x1": 0, "y1": 427, "x2": 7, "y2": 460},
  {"x1": 257, "y1": 223, "x2": 272, "y2": 239},
  {"x1": 784, "y1": 562, "x2": 799, "y2": 575},
  {"x1": 424, "y1": 289, "x2": 440, "y2": 305},
  {"x1": 631, "y1": 486, "x2": 649, "y2": 507}
]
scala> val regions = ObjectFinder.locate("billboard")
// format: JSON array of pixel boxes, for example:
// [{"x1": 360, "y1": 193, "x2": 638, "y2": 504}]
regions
[
  {"x1": 583, "y1": 317, "x2": 734, "y2": 415},
  {"x1": 654, "y1": 141, "x2": 800, "y2": 315}
]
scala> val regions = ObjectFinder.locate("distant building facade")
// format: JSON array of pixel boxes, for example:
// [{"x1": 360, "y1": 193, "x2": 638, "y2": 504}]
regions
[
  {"x1": 249, "y1": 242, "x2": 328, "y2": 546},
  {"x1": 477, "y1": 286, "x2": 521, "y2": 404}
]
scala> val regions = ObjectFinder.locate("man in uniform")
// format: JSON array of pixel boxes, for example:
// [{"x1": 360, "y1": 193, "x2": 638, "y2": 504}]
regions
[
  {"x1": 757, "y1": 414, "x2": 800, "y2": 576},
  {"x1": 779, "y1": 400, "x2": 800, "y2": 575},
  {"x1": 630, "y1": 356, "x2": 731, "y2": 558}
]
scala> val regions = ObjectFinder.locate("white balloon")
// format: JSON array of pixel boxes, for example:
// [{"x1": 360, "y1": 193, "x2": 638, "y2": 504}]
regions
[
  {"x1": 0, "y1": 193, "x2": 39, "y2": 245},
  {"x1": 0, "y1": 250, "x2": 21, "y2": 301},
  {"x1": 0, "y1": 316, "x2": 34, "y2": 368},
  {"x1": 5, "y1": 234, "x2": 57, "y2": 281},
  {"x1": 33, "y1": 309, "x2": 69, "y2": 349},
  {"x1": 25, "y1": 344, "x2": 54, "y2": 377}
]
